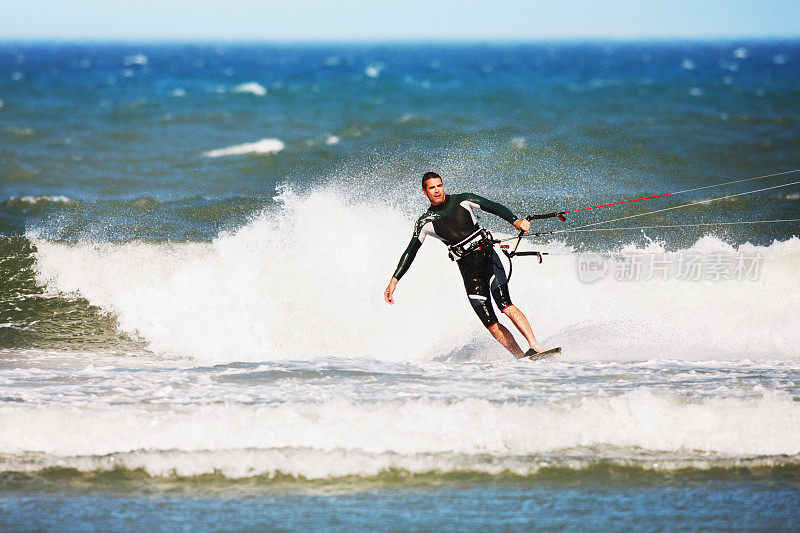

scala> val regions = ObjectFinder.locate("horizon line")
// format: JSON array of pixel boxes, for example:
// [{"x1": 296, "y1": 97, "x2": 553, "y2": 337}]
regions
[{"x1": 2, "y1": 35, "x2": 800, "y2": 46}]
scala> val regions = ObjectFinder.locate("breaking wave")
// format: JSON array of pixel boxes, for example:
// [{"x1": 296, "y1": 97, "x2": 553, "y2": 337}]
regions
[
  {"x1": 2, "y1": 389, "x2": 798, "y2": 480},
  {"x1": 28, "y1": 186, "x2": 800, "y2": 363}
]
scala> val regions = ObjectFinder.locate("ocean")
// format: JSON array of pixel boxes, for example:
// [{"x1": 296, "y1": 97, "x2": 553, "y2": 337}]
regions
[{"x1": 1, "y1": 41, "x2": 799, "y2": 531}]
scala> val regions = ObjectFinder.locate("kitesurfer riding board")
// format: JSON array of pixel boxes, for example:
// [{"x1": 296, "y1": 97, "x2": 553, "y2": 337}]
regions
[{"x1": 383, "y1": 172, "x2": 555, "y2": 360}]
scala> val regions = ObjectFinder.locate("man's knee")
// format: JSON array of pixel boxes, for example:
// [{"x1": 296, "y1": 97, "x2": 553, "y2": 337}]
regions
[
  {"x1": 501, "y1": 304, "x2": 517, "y2": 316},
  {"x1": 492, "y1": 283, "x2": 513, "y2": 313}
]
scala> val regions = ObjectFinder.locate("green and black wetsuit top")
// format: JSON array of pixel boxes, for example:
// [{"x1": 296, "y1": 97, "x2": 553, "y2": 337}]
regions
[{"x1": 392, "y1": 193, "x2": 517, "y2": 280}]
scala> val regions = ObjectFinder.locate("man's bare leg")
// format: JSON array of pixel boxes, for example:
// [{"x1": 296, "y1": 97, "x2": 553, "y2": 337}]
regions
[
  {"x1": 487, "y1": 322, "x2": 524, "y2": 358},
  {"x1": 502, "y1": 305, "x2": 543, "y2": 353}
]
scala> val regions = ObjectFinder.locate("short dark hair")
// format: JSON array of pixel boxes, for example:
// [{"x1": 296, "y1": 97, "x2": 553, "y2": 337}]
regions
[{"x1": 422, "y1": 172, "x2": 441, "y2": 189}]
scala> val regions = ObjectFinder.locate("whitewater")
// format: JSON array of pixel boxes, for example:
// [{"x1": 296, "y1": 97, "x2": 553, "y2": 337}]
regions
[
  {"x1": 1, "y1": 186, "x2": 796, "y2": 484},
  {"x1": 29, "y1": 186, "x2": 800, "y2": 363}
]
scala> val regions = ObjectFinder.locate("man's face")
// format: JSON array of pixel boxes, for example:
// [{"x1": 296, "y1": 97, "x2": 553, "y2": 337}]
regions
[{"x1": 423, "y1": 177, "x2": 445, "y2": 205}]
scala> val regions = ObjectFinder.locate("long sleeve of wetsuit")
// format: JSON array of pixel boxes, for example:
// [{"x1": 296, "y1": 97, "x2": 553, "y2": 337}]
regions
[
  {"x1": 463, "y1": 193, "x2": 518, "y2": 225},
  {"x1": 392, "y1": 237, "x2": 422, "y2": 280}
]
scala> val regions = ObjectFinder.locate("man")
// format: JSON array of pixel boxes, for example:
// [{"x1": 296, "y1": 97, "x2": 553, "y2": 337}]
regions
[{"x1": 383, "y1": 172, "x2": 545, "y2": 358}]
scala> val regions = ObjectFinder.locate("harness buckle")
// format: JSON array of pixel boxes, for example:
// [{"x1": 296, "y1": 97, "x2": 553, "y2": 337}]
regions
[{"x1": 448, "y1": 228, "x2": 493, "y2": 261}]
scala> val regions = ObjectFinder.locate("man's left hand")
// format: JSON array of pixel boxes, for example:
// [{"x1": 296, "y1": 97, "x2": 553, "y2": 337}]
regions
[{"x1": 513, "y1": 219, "x2": 530, "y2": 233}]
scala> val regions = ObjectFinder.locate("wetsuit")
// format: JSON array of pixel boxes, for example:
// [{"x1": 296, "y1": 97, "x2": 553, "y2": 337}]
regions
[{"x1": 392, "y1": 193, "x2": 518, "y2": 328}]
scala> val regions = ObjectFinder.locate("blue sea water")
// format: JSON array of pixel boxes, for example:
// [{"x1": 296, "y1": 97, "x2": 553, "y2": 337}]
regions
[{"x1": 1, "y1": 41, "x2": 799, "y2": 531}]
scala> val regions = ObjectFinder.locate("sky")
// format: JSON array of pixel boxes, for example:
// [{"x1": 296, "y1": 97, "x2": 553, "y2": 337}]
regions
[{"x1": 1, "y1": 0, "x2": 799, "y2": 41}]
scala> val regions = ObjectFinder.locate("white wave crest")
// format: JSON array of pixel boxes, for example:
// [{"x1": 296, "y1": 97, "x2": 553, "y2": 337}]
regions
[
  {"x1": 7, "y1": 195, "x2": 73, "y2": 206},
  {"x1": 31, "y1": 187, "x2": 800, "y2": 363},
  {"x1": 201, "y1": 138, "x2": 284, "y2": 158},
  {"x1": 1, "y1": 390, "x2": 798, "y2": 478},
  {"x1": 232, "y1": 82, "x2": 267, "y2": 96},
  {"x1": 365, "y1": 64, "x2": 383, "y2": 78},
  {"x1": 123, "y1": 54, "x2": 148, "y2": 67}
]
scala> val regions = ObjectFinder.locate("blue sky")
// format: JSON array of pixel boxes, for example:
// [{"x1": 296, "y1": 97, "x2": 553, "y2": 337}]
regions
[{"x1": 1, "y1": 0, "x2": 799, "y2": 41}]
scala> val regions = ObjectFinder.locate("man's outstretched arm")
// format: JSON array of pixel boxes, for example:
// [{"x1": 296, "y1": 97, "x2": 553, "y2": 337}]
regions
[
  {"x1": 465, "y1": 193, "x2": 530, "y2": 233},
  {"x1": 385, "y1": 237, "x2": 422, "y2": 304}
]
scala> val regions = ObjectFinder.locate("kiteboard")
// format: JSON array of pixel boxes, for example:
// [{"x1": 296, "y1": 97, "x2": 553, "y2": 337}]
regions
[{"x1": 522, "y1": 347, "x2": 561, "y2": 361}]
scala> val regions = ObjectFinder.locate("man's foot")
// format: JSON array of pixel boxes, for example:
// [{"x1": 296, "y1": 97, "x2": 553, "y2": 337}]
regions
[
  {"x1": 521, "y1": 347, "x2": 562, "y2": 360},
  {"x1": 515, "y1": 348, "x2": 539, "y2": 359}
]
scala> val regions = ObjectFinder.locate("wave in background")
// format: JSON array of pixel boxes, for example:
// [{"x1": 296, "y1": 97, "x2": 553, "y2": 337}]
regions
[
  {"x1": 201, "y1": 138, "x2": 284, "y2": 158},
  {"x1": 2, "y1": 388, "x2": 798, "y2": 480}
]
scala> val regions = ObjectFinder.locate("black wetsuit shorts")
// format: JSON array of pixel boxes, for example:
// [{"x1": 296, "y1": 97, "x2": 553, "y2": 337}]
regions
[{"x1": 458, "y1": 247, "x2": 513, "y2": 328}]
